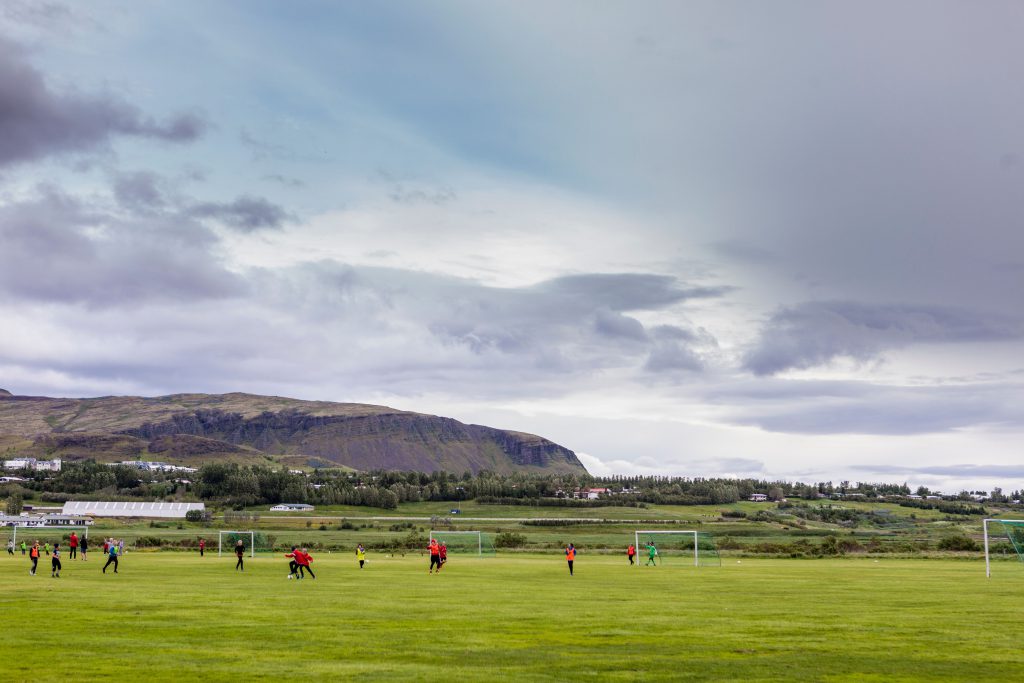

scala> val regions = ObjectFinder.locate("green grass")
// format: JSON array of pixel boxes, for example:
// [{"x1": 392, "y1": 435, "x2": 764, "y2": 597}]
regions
[{"x1": 2, "y1": 552, "x2": 1022, "y2": 681}]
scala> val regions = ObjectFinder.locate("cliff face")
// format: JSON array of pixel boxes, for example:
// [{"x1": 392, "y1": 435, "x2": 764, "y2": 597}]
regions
[
  {"x1": 0, "y1": 392, "x2": 587, "y2": 474},
  {"x1": 119, "y1": 409, "x2": 584, "y2": 474}
]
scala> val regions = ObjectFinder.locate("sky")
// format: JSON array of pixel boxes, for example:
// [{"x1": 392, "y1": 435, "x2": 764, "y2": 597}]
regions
[{"x1": 1, "y1": 0, "x2": 1023, "y2": 493}]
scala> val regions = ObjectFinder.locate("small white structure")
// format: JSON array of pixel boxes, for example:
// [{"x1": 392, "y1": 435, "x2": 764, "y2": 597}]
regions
[
  {"x1": 749, "y1": 493, "x2": 769, "y2": 502},
  {"x1": 112, "y1": 461, "x2": 197, "y2": 473},
  {"x1": 269, "y1": 503, "x2": 314, "y2": 512},
  {"x1": 3, "y1": 458, "x2": 61, "y2": 472},
  {"x1": 63, "y1": 501, "x2": 205, "y2": 519}
]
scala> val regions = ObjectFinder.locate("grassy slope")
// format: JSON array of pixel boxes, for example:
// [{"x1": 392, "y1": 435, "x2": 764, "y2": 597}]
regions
[
  {"x1": 0, "y1": 392, "x2": 405, "y2": 436},
  {"x1": 1, "y1": 553, "x2": 1021, "y2": 682}
]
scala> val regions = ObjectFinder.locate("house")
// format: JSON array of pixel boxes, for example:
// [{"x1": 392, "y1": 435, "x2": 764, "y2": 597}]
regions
[
  {"x1": 573, "y1": 487, "x2": 611, "y2": 500},
  {"x1": 42, "y1": 514, "x2": 93, "y2": 527},
  {"x1": 3, "y1": 458, "x2": 62, "y2": 472},
  {"x1": 270, "y1": 503, "x2": 315, "y2": 512},
  {"x1": 0, "y1": 514, "x2": 46, "y2": 527},
  {"x1": 749, "y1": 493, "x2": 769, "y2": 502}
]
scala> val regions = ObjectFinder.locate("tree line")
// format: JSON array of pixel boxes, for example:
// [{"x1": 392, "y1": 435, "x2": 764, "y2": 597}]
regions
[{"x1": 1, "y1": 460, "x2": 1019, "y2": 511}]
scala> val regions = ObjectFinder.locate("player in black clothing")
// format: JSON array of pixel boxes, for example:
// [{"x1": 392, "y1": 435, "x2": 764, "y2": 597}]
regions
[
  {"x1": 235, "y1": 540, "x2": 245, "y2": 571},
  {"x1": 51, "y1": 543, "x2": 62, "y2": 578}
]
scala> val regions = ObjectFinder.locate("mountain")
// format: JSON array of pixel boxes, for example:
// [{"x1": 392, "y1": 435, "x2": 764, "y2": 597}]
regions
[{"x1": 0, "y1": 390, "x2": 587, "y2": 474}]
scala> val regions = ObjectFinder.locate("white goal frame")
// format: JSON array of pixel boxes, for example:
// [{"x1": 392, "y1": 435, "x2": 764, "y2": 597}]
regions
[
  {"x1": 9, "y1": 524, "x2": 89, "y2": 546},
  {"x1": 983, "y1": 518, "x2": 1024, "y2": 577},
  {"x1": 634, "y1": 530, "x2": 703, "y2": 567},
  {"x1": 218, "y1": 530, "x2": 255, "y2": 558},
  {"x1": 430, "y1": 530, "x2": 483, "y2": 555}
]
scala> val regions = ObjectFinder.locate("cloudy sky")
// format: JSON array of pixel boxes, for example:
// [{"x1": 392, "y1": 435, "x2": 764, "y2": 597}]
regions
[{"x1": 2, "y1": 1, "x2": 1023, "y2": 493}]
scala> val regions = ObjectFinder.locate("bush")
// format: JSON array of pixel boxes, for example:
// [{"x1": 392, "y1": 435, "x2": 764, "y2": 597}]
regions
[
  {"x1": 494, "y1": 532, "x2": 527, "y2": 548},
  {"x1": 185, "y1": 509, "x2": 206, "y2": 522},
  {"x1": 134, "y1": 536, "x2": 165, "y2": 548},
  {"x1": 720, "y1": 510, "x2": 747, "y2": 519},
  {"x1": 937, "y1": 535, "x2": 979, "y2": 552}
]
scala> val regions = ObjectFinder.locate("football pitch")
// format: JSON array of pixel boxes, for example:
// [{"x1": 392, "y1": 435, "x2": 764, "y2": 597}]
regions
[{"x1": 1, "y1": 552, "x2": 1021, "y2": 681}]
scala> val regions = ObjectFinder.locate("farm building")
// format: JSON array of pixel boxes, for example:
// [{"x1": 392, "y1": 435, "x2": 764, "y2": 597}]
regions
[
  {"x1": 269, "y1": 503, "x2": 315, "y2": 512},
  {"x1": 62, "y1": 501, "x2": 205, "y2": 519}
]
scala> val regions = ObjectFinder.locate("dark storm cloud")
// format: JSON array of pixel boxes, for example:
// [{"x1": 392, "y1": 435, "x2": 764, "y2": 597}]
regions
[
  {"x1": 0, "y1": 36, "x2": 205, "y2": 168},
  {"x1": 189, "y1": 195, "x2": 291, "y2": 232},
  {"x1": 0, "y1": 187, "x2": 244, "y2": 306},
  {"x1": 743, "y1": 301, "x2": 1024, "y2": 376},
  {"x1": 717, "y1": 379, "x2": 1024, "y2": 435}
]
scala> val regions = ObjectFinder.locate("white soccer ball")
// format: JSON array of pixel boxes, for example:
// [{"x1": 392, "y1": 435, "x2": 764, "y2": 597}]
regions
[{"x1": 287, "y1": 574, "x2": 293, "y2": 579}]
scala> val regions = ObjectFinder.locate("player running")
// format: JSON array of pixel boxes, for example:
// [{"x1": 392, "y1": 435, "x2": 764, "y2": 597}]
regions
[
  {"x1": 438, "y1": 542, "x2": 447, "y2": 572},
  {"x1": 296, "y1": 548, "x2": 315, "y2": 579},
  {"x1": 428, "y1": 538, "x2": 441, "y2": 574},
  {"x1": 355, "y1": 544, "x2": 366, "y2": 569},
  {"x1": 103, "y1": 540, "x2": 119, "y2": 573},
  {"x1": 29, "y1": 540, "x2": 40, "y2": 575},
  {"x1": 285, "y1": 546, "x2": 301, "y2": 578},
  {"x1": 645, "y1": 541, "x2": 658, "y2": 566},
  {"x1": 565, "y1": 543, "x2": 576, "y2": 576},
  {"x1": 51, "y1": 543, "x2": 62, "y2": 578}
]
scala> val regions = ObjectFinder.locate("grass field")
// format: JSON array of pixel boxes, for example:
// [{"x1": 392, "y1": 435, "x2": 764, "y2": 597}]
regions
[{"x1": 2, "y1": 551, "x2": 1022, "y2": 681}]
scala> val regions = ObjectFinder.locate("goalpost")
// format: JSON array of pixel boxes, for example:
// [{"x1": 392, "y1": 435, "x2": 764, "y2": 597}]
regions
[
  {"x1": 9, "y1": 524, "x2": 89, "y2": 547},
  {"x1": 429, "y1": 530, "x2": 494, "y2": 556},
  {"x1": 634, "y1": 530, "x2": 720, "y2": 567},
  {"x1": 983, "y1": 518, "x2": 1024, "y2": 577},
  {"x1": 218, "y1": 530, "x2": 255, "y2": 557}
]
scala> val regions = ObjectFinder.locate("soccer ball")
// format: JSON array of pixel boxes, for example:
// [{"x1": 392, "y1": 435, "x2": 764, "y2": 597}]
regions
[{"x1": 287, "y1": 574, "x2": 293, "y2": 579}]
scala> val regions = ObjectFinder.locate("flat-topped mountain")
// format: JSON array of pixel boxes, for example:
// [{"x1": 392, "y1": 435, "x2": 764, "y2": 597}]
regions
[{"x1": 0, "y1": 391, "x2": 586, "y2": 474}]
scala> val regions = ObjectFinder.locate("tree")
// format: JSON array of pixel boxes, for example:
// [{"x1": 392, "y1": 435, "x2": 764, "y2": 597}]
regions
[{"x1": 5, "y1": 492, "x2": 23, "y2": 515}]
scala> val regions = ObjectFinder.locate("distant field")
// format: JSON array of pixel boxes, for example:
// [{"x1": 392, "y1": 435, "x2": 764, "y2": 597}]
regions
[{"x1": 2, "y1": 552, "x2": 1022, "y2": 681}]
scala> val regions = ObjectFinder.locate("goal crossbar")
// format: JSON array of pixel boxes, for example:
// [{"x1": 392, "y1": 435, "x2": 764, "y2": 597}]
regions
[
  {"x1": 635, "y1": 530, "x2": 701, "y2": 567},
  {"x1": 983, "y1": 518, "x2": 1024, "y2": 577},
  {"x1": 218, "y1": 530, "x2": 255, "y2": 557},
  {"x1": 429, "y1": 530, "x2": 482, "y2": 555}
]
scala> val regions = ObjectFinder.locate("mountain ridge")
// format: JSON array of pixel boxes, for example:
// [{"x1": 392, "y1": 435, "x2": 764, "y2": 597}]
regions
[{"x1": 0, "y1": 391, "x2": 587, "y2": 474}]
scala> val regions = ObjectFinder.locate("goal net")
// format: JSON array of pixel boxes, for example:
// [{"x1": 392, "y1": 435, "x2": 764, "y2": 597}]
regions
[
  {"x1": 219, "y1": 530, "x2": 255, "y2": 557},
  {"x1": 634, "y1": 530, "x2": 720, "y2": 567},
  {"x1": 429, "y1": 530, "x2": 495, "y2": 556},
  {"x1": 984, "y1": 518, "x2": 1024, "y2": 577},
  {"x1": 6, "y1": 525, "x2": 90, "y2": 549}
]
